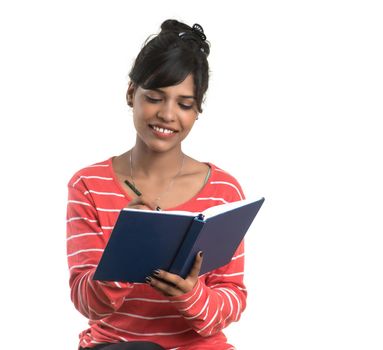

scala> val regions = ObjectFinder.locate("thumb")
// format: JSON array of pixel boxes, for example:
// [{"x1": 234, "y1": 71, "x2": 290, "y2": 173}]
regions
[{"x1": 187, "y1": 251, "x2": 204, "y2": 279}]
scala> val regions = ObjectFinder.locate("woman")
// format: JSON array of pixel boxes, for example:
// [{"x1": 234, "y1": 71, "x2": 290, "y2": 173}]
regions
[{"x1": 67, "y1": 19, "x2": 247, "y2": 350}]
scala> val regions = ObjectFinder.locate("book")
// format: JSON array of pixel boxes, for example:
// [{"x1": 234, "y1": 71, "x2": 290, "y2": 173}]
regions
[{"x1": 93, "y1": 197, "x2": 265, "y2": 283}]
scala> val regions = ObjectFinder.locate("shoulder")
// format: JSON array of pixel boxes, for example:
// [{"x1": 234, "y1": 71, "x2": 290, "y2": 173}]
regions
[
  {"x1": 67, "y1": 157, "x2": 113, "y2": 189},
  {"x1": 209, "y1": 163, "x2": 242, "y2": 186},
  {"x1": 207, "y1": 163, "x2": 245, "y2": 201}
]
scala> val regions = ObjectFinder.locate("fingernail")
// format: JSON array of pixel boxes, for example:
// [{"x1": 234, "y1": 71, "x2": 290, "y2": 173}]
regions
[
  {"x1": 145, "y1": 276, "x2": 152, "y2": 283},
  {"x1": 153, "y1": 269, "x2": 161, "y2": 276},
  {"x1": 156, "y1": 206, "x2": 162, "y2": 211},
  {"x1": 199, "y1": 251, "x2": 204, "y2": 257}
]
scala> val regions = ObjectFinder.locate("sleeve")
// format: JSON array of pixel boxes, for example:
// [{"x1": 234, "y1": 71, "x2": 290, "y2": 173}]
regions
[
  {"x1": 66, "y1": 177, "x2": 134, "y2": 320},
  {"x1": 168, "y1": 175, "x2": 247, "y2": 337},
  {"x1": 168, "y1": 242, "x2": 246, "y2": 337}
]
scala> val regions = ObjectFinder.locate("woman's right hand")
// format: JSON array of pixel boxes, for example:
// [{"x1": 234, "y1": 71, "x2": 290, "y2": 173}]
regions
[{"x1": 126, "y1": 195, "x2": 159, "y2": 211}]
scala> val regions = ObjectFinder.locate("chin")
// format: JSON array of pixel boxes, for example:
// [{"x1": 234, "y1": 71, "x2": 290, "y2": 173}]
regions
[{"x1": 144, "y1": 140, "x2": 181, "y2": 154}]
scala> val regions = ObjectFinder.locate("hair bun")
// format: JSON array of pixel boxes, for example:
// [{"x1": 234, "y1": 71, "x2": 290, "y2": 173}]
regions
[
  {"x1": 160, "y1": 19, "x2": 210, "y2": 56},
  {"x1": 160, "y1": 19, "x2": 190, "y2": 33}
]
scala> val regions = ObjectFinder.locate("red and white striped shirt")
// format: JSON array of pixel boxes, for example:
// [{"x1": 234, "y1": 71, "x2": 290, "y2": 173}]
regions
[{"x1": 67, "y1": 157, "x2": 247, "y2": 350}]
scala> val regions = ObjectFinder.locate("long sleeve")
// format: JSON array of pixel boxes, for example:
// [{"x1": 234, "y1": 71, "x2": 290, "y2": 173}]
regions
[
  {"x1": 66, "y1": 178, "x2": 134, "y2": 320},
  {"x1": 168, "y1": 241, "x2": 246, "y2": 337}
]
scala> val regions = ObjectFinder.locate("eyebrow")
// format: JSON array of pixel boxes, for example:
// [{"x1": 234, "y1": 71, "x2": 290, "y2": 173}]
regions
[{"x1": 151, "y1": 88, "x2": 195, "y2": 99}]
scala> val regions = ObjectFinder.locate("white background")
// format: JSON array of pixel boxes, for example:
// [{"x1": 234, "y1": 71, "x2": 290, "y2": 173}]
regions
[{"x1": 1, "y1": 1, "x2": 382, "y2": 349}]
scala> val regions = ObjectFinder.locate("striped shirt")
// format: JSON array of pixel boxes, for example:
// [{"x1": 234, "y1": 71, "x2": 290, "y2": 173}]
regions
[{"x1": 67, "y1": 157, "x2": 247, "y2": 350}]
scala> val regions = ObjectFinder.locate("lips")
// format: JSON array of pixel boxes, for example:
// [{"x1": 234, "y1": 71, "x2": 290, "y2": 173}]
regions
[{"x1": 149, "y1": 124, "x2": 178, "y2": 135}]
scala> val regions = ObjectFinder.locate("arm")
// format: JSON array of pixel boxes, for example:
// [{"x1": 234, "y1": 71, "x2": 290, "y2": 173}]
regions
[
  {"x1": 168, "y1": 242, "x2": 246, "y2": 337},
  {"x1": 66, "y1": 179, "x2": 134, "y2": 320},
  {"x1": 147, "y1": 242, "x2": 246, "y2": 337}
]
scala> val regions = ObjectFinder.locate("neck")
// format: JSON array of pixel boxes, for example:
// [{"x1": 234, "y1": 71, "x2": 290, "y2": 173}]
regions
[{"x1": 131, "y1": 141, "x2": 185, "y2": 180}]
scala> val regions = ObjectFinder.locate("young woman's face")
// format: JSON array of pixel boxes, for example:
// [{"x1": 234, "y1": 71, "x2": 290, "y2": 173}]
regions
[{"x1": 128, "y1": 74, "x2": 199, "y2": 153}]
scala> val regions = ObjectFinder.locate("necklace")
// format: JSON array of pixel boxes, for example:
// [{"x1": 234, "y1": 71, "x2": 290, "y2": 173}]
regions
[{"x1": 124, "y1": 150, "x2": 185, "y2": 209}]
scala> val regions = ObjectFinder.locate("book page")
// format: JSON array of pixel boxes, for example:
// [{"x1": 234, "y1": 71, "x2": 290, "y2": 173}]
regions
[
  {"x1": 122, "y1": 207, "x2": 196, "y2": 217},
  {"x1": 202, "y1": 198, "x2": 262, "y2": 219},
  {"x1": 122, "y1": 197, "x2": 263, "y2": 220}
]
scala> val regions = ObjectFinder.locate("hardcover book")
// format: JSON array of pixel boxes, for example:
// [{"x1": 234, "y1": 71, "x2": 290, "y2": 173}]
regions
[{"x1": 93, "y1": 197, "x2": 265, "y2": 283}]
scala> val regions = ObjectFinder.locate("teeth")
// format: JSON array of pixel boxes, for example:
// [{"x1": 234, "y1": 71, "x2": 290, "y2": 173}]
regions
[{"x1": 152, "y1": 126, "x2": 174, "y2": 134}]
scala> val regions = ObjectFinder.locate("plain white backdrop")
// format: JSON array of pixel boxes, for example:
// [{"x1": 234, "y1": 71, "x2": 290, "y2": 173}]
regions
[{"x1": 1, "y1": 1, "x2": 382, "y2": 349}]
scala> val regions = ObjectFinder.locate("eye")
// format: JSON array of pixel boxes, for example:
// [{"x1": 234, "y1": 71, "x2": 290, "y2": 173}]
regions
[
  {"x1": 179, "y1": 103, "x2": 193, "y2": 110},
  {"x1": 145, "y1": 95, "x2": 162, "y2": 103}
]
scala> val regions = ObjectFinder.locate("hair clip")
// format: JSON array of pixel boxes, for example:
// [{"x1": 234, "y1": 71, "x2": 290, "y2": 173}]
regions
[
  {"x1": 178, "y1": 24, "x2": 208, "y2": 55},
  {"x1": 178, "y1": 24, "x2": 207, "y2": 42},
  {"x1": 191, "y1": 23, "x2": 206, "y2": 42}
]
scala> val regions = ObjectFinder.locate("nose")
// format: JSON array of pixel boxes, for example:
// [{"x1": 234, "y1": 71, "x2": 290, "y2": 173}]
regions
[{"x1": 157, "y1": 101, "x2": 176, "y2": 122}]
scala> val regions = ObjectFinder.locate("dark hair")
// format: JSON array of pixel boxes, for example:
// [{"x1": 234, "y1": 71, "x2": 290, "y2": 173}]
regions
[{"x1": 129, "y1": 19, "x2": 210, "y2": 113}]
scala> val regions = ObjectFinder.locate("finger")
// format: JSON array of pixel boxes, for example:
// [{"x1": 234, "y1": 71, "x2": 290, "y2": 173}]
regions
[
  {"x1": 130, "y1": 204, "x2": 152, "y2": 210},
  {"x1": 126, "y1": 195, "x2": 158, "y2": 211},
  {"x1": 127, "y1": 196, "x2": 154, "y2": 209},
  {"x1": 151, "y1": 269, "x2": 195, "y2": 294},
  {"x1": 152, "y1": 269, "x2": 185, "y2": 287},
  {"x1": 188, "y1": 251, "x2": 204, "y2": 279},
  {"x1": 145, "y1": 276, "x2": 183, "y2": 297}
]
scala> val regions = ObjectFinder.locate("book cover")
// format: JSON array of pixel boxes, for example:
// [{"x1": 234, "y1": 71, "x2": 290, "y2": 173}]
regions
[{"x1": 93, "y1": 197, "x2": 265, "y2": 283}]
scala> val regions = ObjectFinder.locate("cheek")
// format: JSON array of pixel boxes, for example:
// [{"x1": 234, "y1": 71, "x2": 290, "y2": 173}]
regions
[
  {"x1": 180, "y1": 114, "x2": 197, "y2": 132},
  {"x1": 133, "y1": 104, "x2": 154, "y2": 123}
]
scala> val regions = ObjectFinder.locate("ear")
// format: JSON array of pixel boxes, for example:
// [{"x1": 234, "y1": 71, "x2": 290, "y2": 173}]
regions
[{"x1": 126, "y1": 82, "x2": 136, "y2": 107}]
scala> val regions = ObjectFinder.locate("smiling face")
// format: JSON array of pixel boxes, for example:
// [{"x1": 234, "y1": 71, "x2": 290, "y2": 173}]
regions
[{"x1": 128, "y1": 74, "x2": 199, "y2": 153}]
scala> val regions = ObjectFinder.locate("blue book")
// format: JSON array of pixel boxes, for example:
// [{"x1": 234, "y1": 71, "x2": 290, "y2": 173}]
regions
[{"x1": 93, "y1": 197, "x2": 265, "y2": 283}]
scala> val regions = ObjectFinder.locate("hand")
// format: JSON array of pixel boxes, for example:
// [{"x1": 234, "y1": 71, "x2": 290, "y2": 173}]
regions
[
  {"x1": 146, "y1": 251, "x2": 204, "y2": 297},
  {"x1": 126, "y1": 195, "x2": 158, "y2": 211}
]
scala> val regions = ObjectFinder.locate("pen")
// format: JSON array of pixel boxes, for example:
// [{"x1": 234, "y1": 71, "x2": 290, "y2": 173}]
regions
[
  {"x1": 125, "y1": 180, "x2": 162, "y2": 211},
  {"x1": 124, "y1": 180, "x2": 142, "y2": 197}
]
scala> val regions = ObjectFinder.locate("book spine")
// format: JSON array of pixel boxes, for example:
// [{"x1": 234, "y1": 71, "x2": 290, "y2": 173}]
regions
[{"x1": 169, "y1": 217, "x2": 205, "y2": 278}]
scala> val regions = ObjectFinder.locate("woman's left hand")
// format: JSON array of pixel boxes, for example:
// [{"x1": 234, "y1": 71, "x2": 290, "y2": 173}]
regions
[{"x1": 146, "y1": 251, "x2": 203, "y2": 297}]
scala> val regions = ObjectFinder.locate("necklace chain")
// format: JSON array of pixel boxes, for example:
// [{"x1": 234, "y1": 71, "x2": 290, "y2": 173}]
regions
[{"x1": 129, "y1": 150, "x2": 185, "y2": 206}]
